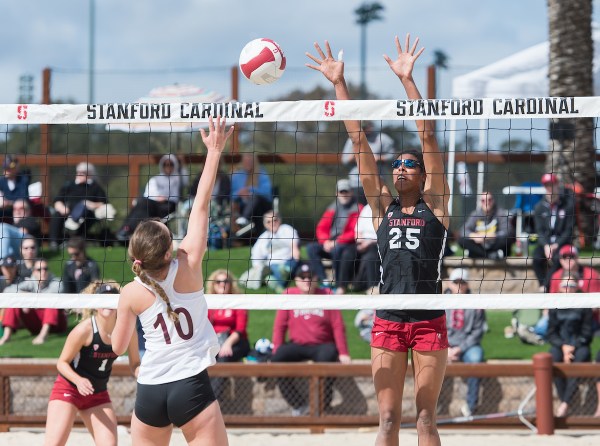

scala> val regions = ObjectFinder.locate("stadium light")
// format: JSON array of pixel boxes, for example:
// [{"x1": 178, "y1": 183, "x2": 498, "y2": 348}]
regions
[{"x1": 354, "y1": 2, "x2": 384, "y2": 99}]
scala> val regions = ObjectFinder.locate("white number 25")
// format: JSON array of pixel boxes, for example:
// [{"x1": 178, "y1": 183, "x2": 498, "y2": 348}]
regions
[{"x1": 389, "y1": 228, "x2": 420, "y2": 250}]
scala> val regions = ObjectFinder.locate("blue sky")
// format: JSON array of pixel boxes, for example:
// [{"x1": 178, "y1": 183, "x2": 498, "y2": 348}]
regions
[{"x1": 1, "y1": 0, "x2": 598, "y2": 105}]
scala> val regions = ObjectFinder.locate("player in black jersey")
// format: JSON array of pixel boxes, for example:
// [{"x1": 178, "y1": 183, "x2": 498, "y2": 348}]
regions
[
  {"x1": 44, "y1": 281, "x2": 140, "y2": 446},
  {"x1": 307, "y1": 34, "x2": 450, "y2": 446}
]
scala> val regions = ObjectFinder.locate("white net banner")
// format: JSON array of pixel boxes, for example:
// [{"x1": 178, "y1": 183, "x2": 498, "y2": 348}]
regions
[
  {"x1": 0, "y1": 96, "x2": 594, "y2": 124},
  {"x1": 1, "y1": 292, "x2": 598, "y2": 310}
]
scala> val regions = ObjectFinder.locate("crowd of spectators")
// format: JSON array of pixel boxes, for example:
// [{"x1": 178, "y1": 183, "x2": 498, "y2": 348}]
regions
[{"x1": 1, "y1": 153, "x2": 599, "y2": 419}]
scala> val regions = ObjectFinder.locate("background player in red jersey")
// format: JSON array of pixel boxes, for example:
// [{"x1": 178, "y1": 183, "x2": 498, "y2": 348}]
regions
[{"x1": 43, "y1": 281, "x2": 140, "y2": 446}]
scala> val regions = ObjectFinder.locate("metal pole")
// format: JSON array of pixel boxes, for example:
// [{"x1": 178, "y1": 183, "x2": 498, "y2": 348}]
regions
[
  {"x1": 89, "y1": 0, "x2": 95, "y2": 103},
  {"x1": 360, "y1": 24, "x2": 366, "y2": 99}
]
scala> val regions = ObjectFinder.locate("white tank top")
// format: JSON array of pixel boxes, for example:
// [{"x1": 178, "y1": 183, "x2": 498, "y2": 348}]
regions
[{"x1": 135, "y1": 259, "x2": 219, "y2": 385}]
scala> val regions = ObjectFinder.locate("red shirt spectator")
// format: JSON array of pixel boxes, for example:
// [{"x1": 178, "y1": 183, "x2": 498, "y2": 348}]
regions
[
  {"x1": 208, "y1": 309, "x2": 248, "y2": 339},
  {"x1": 272, "y1": 286, "x2": 349, "y2": 356},
  {"x1": 548, "y1": 245, "x2": 600, "y2": 293}
]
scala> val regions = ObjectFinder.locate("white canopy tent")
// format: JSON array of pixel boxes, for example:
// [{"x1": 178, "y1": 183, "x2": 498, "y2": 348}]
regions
[{"x1": 447, "y1": 26, "x2": 600, "y2": 212}]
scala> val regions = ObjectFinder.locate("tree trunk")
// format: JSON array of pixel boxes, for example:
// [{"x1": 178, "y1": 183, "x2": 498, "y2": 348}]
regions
[{"x1": 547, "y1": 0, "x2": 596, "y2": 243}]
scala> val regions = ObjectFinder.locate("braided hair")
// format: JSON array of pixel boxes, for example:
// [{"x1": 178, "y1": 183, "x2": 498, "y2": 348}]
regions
[{"x1": 128, "y1": 219, "x2": 179, "y2": 322}]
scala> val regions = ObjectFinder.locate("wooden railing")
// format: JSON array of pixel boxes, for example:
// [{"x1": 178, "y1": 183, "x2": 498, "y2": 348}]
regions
[{"x1": 0, "y1": 360, "x2": 598, "y2": 433}]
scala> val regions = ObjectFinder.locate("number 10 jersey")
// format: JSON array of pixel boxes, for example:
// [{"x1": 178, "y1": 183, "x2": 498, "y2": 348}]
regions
[{"x1": 136, "y1": 260, "x2": 220, "y2": 385}]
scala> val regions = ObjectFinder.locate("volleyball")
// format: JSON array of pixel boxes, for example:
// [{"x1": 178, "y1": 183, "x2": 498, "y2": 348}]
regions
[
  {"x1": 254, "y1": 337, "x2": 273, "y2": 354},
  {"x1": 239, "y1": 38, "x2": 286, "y2": 85}
]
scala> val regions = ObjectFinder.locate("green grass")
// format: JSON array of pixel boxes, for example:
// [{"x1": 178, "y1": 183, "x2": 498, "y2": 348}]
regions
[{"x1": 1, "y1": 245, "x2": 598, "y2": 360}]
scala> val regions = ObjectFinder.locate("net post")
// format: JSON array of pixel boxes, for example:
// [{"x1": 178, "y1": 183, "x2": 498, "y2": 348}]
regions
[{"x1": 532, "y1": 352, "x2": 555, "y2": 435}]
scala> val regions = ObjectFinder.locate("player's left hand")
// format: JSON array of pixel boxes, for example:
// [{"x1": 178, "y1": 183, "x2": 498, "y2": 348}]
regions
[
  {"x1": 305, "y1": 41, "x2": 345, "y2": 85},
  {"x1": 384, "y1": 34, "x2": 424, "y2": 81}
]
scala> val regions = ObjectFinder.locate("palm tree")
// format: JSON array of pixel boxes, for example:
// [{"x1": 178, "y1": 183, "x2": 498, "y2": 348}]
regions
[
  {"x1": 355, "y1": 2, "x2": 384, "y2": 99},
  {"x1": 547, "y1": 0, "x2": 596, "y2": 241}
]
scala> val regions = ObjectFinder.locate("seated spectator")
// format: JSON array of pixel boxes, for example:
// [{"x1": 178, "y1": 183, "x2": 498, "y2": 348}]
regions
[
  {"x1": 116, "y1": 154, "x2": 181, "y2": 241},
  {"x1": 532, "y1": 173, "x2": 575, "y2": 291},
  {"x1": 0, "y1": 258, "x2": 66, "y2": 345},
  {"x1": 271, "y1": 262, "x2": 351, "y2": 415},
  {"x1": 0, "y1": 256, "x2": 19, "y2": 292},
  {"x1": 176, "y1": 164, "x2": 230, "y2": 242},
  {"x1": 444, "y1": 268, "x2": 486, "y2": 417},
  {"x1": 61, "y1": 237, "x2": 100, "y2": 294},
  {"x1": 338, "y1": 203, "x2": 379, "y2": 294},
  {"x1": 548, "y1": 245, "x2": 600, "y2": 293},
  {"x1": 206, "y1": 269, "x2": 250, "y2": 400},
  {"x1": 50, "y1": 162, "x2": 108, "y2": 250},
  {"x1": 242, "y1": 211, "x2": 300, "y2": 292},
  {"x1": 11, "y1": 198, "x2": 41, "y2": 240},
  {"x1": 0, "y1": 155, "x2": 30, "y2": 221},
  {"x1": 458, "y1": 191, "x2": 512, "y2": 259},
  {"x1": 547, "y1": 272, "x2": 594, "y2": 417},
  {"x1": 231, "y1": 153, "x2": 273, "y2": 236},
  {"x1": 17, "y1": 235, "x2": 38, "y2": 280},
  {"x1": 0, "y1": 222, "x2": 25, "y2": 261},
  {"x1": 306, "y1": 179, "x2": 362, "y2": 288}
]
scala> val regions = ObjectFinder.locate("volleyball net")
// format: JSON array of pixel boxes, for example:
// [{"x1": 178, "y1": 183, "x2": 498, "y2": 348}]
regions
[{"x1": 0, "y1": 97, "x2": 599, "y2": 312}]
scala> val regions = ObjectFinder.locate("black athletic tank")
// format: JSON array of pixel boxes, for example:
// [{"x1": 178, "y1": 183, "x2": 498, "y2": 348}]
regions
[
  {"x1": 376, "y1": 197, "x2": 447, "y2": 323},
  {"x1": 64, "y1": 316, "x2": 118, "y2": 393}
]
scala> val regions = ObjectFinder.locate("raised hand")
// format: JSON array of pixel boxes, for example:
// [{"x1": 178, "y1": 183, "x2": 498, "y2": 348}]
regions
[
  {"x1": 200, "y1": 116, "x2": 234, "y2": 153},
  {"x1": 305, "y1": 41, "x2": 345, "y2": 85},
  {"x1": 383, "y1": 34, "x2": 425, "y2": 81}
]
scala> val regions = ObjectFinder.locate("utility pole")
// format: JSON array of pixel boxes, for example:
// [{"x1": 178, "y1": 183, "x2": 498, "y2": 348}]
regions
[
  {"x1": 354, "y1": 2, "x2": 384, "y2": 99},
  {"x1": 89, "y1": 0, "x2": 95, "y2": 103}
]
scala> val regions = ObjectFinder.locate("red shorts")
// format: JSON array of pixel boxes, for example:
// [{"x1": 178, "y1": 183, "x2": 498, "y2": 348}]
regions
[
  {"x1": 49, "y1": 375, "x2": 112, "y2": 411},
  {"x1": 371, "y1": 315, "x2": 448, "y2": 352}
]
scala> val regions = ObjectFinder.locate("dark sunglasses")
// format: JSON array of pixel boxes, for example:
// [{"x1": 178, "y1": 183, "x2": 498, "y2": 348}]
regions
[
  {"x1": 163, "y1": 162, "x2": 175, "y2": 167},
  {"x1": 215, "y1": 279, "x2": 231, "y2": 285},
  {"x1": 35, "y1": 267, "x2": 49, "y2": 272},
  {"x1": 391, "y1": 159, "x2": 421, "y2": 169},
  {"x1": 69, "y1": 251, "x2": 81, "y2": 257},
  {"x1": 561, "y1": 255, "x2": 576, "y2": 260},
  {"x1": 297, "y1": 274, "x2": 312, "y2": 280}
]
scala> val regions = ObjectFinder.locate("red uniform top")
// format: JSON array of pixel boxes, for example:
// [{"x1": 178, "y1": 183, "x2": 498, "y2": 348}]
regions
[
  {"x1": 548, "y1": 265, "x2": 600, "y2": 294},
  {"x1": 272, "y1": 287, "x2": 349, "y2": 356},
  {"x1": 548, "y1": 265, "x2": 600, "y2": 325},
  {"x1": 208, "y1": 309, "x2": 248, "y2": 338}
]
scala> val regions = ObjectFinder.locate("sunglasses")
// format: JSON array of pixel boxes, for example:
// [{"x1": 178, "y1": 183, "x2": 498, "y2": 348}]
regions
[
  {"x1": 215, "y1": 279, "x2": 231, "y2": 285},
  {"x1": 69, "y1": 250, "x2": 81, "y2": 257},
  {"x1": 297, "y1": 275, "x2": 312, "y2": 280},
  {"x1": 391, "y1": 159, "x2": 422, "y2": 169},
  {"x1": 163, "y1": 162, "x2": 175, "y2": 167},
  {"x1": 561, "y1": 255, "x2": 576, "y2": 260},
  {"x1": 35, "y1": 267, "x2": 49, "y2": 272}
]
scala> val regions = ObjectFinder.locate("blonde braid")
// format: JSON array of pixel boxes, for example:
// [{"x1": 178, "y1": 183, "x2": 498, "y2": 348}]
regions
[{"x1": 132, "y1": 262, "x2": 179, "y2": 323}]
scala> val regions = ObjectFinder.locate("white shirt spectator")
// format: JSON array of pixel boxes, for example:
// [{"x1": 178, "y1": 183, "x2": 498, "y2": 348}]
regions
[{"x1": 251, "y1": 223, "x2": 299, "y2": 269}]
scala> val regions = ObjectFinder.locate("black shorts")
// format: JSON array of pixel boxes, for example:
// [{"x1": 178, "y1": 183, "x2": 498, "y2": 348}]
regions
[{"x1": 135, "y1": 369, "x2": 216, "y2": 428}]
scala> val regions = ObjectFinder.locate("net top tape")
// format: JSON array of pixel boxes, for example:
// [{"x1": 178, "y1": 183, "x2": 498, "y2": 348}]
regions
[
  {"x1": 1, "y1": 292, "x2": 598, "y2": 310},
  {"x1": 1, "y1": 97, "x2": 593, "y2": 124}
]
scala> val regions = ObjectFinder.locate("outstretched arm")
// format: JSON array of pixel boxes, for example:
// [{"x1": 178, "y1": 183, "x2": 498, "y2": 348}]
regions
[
  {"x1": 306, "y1": 41, "x2": 391, "y2": 229},
  {"x1": 384, "y1": 34, "x2": 450, "y2": 227},
  {"x1": 179, "y1": 117, "x2": 234, "y2": 271}
]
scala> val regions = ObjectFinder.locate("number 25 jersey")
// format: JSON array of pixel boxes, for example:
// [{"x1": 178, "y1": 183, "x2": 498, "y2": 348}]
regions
[{"x1": 376, "y1": 198, "x2": 447, "y2": 323}]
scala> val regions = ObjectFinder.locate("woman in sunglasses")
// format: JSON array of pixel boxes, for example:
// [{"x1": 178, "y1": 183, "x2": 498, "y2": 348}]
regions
[
  {"x1": 112, "y1": 117, "x2": 233, "y2": 446},
  {"x1": 307, "y1": 34, "x2": 449, "y2": 445},
  {"x1": 205, "y1": 269, "x2": 250, "y2": 401}
]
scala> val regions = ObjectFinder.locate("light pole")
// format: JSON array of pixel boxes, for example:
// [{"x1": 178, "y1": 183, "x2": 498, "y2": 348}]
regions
[
  {"x1": 89, "y1": 0, "x2": 95, "y2": 103},
  {"x1": 354, "y1": 2, "x2": 384, "y2": 99}
]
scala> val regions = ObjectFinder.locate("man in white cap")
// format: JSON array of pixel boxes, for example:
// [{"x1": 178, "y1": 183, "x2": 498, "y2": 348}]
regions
[
  {"x1": 444, "y1": 268, "x2": 486, "y2": 417},
  {"x1": 306, "y1": 178, "x2": 363, "y2": 290}
]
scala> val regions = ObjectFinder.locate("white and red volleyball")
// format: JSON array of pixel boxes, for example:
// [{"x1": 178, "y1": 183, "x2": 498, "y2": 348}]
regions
[{"x1": 239, "y1": 38, "x2": 286, "y2": 85}]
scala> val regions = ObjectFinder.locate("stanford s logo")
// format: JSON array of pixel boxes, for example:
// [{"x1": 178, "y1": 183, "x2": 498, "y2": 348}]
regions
[
  {"x1": 17, "y1": 105, "x2": 28, "y2": 120},
  {"x1": 324, "y1": 100, "x2": 335, "y2": 117}
]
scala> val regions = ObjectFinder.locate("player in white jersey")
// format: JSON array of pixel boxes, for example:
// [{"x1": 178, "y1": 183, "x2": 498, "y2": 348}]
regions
[{"x1": 112, "y1": 116, "x2": 234, "y2": 446}]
